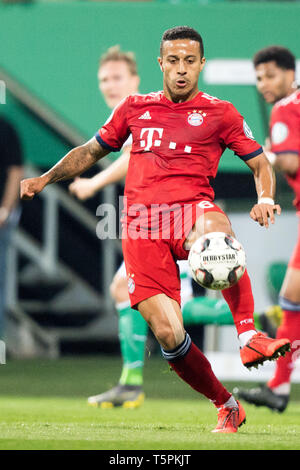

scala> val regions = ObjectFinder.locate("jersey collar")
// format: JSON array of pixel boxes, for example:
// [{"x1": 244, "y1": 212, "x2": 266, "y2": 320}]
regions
[{"x1": 160, "y1": 90, "x2": 203, "y2": 107}]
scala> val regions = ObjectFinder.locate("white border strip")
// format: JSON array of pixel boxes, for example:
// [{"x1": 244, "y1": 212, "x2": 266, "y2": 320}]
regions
[{"x1": 203, "y1": 59, "x2": 300, "y2": 85}]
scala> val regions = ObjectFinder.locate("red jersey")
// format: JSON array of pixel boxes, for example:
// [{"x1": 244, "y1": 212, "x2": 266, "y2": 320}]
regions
[
  {"x1": 96, "y1": 91, "x2": 262, "y2": 218},
  {"x1": 270, "y1": 89, "x2": 300, "y2": 211}
]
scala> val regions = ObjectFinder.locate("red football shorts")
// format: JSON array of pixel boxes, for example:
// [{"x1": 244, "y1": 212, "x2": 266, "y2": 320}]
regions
[
  {"x1": 122, "y1": 200, "x2": 230, "y2": 309},
  {"x1": 288, "y1": 213, "x2": 300, "y2": 270}
]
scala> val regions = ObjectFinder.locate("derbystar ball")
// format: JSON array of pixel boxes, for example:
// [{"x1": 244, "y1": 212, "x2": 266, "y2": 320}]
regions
[{"x1": 188, "y1": 232, "x2": 246, "y2": 290}]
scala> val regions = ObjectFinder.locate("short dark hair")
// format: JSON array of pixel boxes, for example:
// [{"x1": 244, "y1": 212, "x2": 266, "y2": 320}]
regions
[
  {"x1": 160, "y1": 26, "x2": 204, "y2": 58},
  {"x1": 253, "y1": 45, "x2": 295, "y2": 71}
]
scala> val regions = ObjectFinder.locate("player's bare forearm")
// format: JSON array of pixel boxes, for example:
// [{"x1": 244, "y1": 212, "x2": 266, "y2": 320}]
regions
[
  {"x1": 42, "y1": 138, "x2": 109, "y2": 185},
  {"x1": 251, "y1": 153, "x2": 275, "y2": 199},
  {"x1": 245, "y1": 152, "x2": 281, "y2": 228},
  {"x1": 21, "y1": 138, "x2": 109, "y2": 200}
]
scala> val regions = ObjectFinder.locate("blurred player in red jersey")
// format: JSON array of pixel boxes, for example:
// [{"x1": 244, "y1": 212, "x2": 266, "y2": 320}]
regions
[
  {"x1": 20, "y1": 27, "x2": 291, "y2": 433},
  {"x1": 236, "y1": 46, "x2": 300, "y2": 413}
]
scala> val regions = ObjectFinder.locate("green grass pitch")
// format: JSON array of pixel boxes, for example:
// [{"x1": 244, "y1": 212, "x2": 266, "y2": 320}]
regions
[{"x1": 0, "y1": 355, "x2": 299, "y2": 450}]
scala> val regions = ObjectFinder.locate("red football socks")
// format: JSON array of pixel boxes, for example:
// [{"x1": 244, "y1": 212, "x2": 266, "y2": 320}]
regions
[
  {"x1": 221, "y1": 269, "x2": 256, "y2": 336},
  {"x1": 268, "y1": 310, "x2": 300, "y2": 389},
  {"x1": 167, "y1": 340, "x2": 231, "y2": 407}
]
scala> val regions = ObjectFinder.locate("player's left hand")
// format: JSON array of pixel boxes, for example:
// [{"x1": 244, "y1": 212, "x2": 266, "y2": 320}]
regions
[
  {"x1": 68, "y1": 177, "x2": 97, "y2": 200},
  {"x1": 250, "y1": 202, "x2": 281, "y2": 228}
]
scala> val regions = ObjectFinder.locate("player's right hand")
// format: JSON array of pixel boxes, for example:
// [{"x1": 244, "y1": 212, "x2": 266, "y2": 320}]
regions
[
  {"x1": 68, "y1": 177, "x2": 96, "y2": 201},
  {"x1": 20, "y1": 176, "x2": 47, "y2": 200},
  {"x1": 250, "y1": 202, "x2": 281, "y2": 228}
]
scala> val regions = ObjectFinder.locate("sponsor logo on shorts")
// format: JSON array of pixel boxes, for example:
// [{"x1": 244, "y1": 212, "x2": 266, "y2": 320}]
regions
[{"x1": 128, "y1": 275, "x2": 136, "y2": 294}]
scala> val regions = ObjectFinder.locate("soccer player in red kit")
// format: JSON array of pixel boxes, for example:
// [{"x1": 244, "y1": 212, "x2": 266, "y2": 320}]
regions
[
  {"x1": 236, "y1": 46, "x2": 300, "y2": 412},
  {"x1": 20, "y1": 27, "x2": 290, "y2": 433}
]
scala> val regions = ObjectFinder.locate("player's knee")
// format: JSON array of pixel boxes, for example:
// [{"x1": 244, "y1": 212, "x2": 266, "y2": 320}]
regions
[
  {"x1": 204, "y1": 212, "x2": 233, "y2": 236},
  {"x1": 185, "y1": 212, "x2": 234, "y2": 250},
  {"x1": 154, "y1": 323, "x2": 185, "y2": 350},
  {"x1": 205, "y1": 222, "x2": 233, "y2": 236}
]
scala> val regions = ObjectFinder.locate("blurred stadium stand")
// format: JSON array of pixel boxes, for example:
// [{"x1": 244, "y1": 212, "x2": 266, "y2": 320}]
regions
[{"x1": 2, "y1": 69, "x2": 122, "y2": 358}]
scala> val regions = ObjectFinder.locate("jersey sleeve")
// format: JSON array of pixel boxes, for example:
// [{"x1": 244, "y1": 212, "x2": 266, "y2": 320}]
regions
[
  {"x1": 95, "y1": 96, "x2": 131, "y2": 152},
  {"x1": 270, "y1": 105, "x2": 300, "y2": 155},
  {"x1": 219, "y1": 102, "x2": 263, "y2": 161}
]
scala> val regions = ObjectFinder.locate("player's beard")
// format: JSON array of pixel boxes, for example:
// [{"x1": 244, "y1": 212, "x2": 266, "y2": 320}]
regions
[
  {"x1": 165, "y1": 79, "x2": 197, "y2": 103},
  {"x1": 267, "y1": 82, "x2": 294, "y2": 104}
]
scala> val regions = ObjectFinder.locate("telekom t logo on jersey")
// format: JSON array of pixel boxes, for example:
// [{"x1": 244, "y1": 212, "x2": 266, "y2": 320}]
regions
[
  {"x1": 140, "y1": 128, "x2": 164, "y2": 151},
  {"x1": 140, "y1": 128, "x2": 192, "y2": 154}
]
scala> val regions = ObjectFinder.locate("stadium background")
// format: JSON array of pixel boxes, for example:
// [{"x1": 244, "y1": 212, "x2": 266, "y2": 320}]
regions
[{"x1": 0, "y1": 0, "x2": 300, "y2": 380}]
